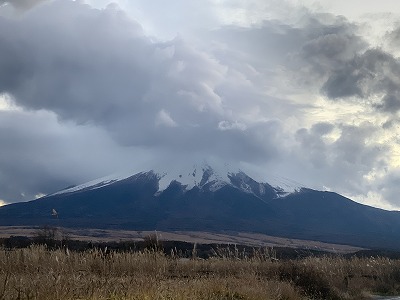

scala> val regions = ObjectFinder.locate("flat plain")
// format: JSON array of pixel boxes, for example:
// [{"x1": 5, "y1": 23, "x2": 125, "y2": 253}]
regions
[{"x1": 0, "y1": 226, "x2": 364, "y2": 253}]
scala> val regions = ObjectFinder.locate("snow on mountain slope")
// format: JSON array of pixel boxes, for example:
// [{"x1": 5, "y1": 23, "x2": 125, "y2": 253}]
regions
[
  {"x1": 265, "y1": 174, "x2": 303, "y2": 196},
  {"x1": 48, "y1": 172, "x2": 135, "y2": 196},
  {"x1": 155, "y1": 163, "x2": 231, "y2": 193},
  {"x1": 47, "y1": 162, "x2": 304, "y2": 198}
]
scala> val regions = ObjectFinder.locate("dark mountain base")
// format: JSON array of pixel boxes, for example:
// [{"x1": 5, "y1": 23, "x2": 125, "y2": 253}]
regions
[{"x1": 1, "y1": 168, "x2": 400, "y2": 251}]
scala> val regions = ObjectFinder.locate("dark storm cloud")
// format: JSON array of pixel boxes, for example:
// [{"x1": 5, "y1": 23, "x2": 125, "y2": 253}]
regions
[
  {"x1": 321, "y1": 49, "x2": 400, "y2": 114},
  {"x1": 299, "y1": 15, "x2": 366, "y2": 73},
  {"x1": 377, "y1": 93, "x2": 400, "y2": 112}
]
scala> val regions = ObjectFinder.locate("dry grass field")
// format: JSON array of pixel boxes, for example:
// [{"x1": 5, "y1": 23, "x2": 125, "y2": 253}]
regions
[{"x1": 1, "y1": 244, "x2": 400, "y2": 300}]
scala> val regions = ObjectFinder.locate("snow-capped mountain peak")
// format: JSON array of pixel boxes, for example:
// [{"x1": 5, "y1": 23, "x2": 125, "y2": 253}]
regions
[
  {"x1": 47, "y1": 162, "x2": 304, "y2": 199},
  {"x1": 156, "y1": 163, "x2": 231, "y2": 193},
  {"x1": 48, "y1": 172, "x2": 135, "y2": 196}
]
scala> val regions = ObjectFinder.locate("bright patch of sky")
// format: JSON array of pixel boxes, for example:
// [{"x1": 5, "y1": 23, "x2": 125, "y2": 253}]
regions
[{"x1": 0, "y1": 94, "x2": 20, "y2": 111}]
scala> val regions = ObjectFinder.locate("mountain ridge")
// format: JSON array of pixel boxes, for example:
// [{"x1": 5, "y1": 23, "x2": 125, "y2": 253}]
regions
[
  {"x1": 47, "y1": 163, "x2": 302, "y2": 200},
  {"x1": 1, "y1": 164, "x2": 400, "y2": 250}
]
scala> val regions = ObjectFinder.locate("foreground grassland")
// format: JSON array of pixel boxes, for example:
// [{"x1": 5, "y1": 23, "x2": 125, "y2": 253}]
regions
[{"x1": 1, "y1": 246, "x2": 400, "y2": 300}]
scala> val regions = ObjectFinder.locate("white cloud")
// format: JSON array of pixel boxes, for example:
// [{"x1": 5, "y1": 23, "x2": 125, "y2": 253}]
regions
[
  {"x1": 0, "y1": 93, "x2": 21, "y2": 111},
  {"x1": 155, "y1": 110, "x2": 177, "y2": 127}
]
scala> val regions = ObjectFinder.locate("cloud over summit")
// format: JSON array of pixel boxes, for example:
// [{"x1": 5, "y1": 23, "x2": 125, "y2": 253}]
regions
[{"x1": 0, "y1": 0, "x2": 400, "y2": 210}]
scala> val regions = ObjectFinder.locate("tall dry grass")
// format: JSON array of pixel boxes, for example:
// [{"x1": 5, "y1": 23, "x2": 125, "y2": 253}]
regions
[{"x1": 1, "y1": 245, "x2": 400, "y2": 299}]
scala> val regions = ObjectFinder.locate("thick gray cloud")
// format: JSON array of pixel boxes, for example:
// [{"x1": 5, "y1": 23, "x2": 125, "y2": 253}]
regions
[
  {"x1": 289, "y1": 19, "x2": 400, "y2": 115},
  {"x1": 0, "y1": 0, "x2": 290, "y2": 202},
  {"x1": 206, "y1": 13, "x2": 368, "y2": 97},
  {"x1": 377, "y1": 169, "x2": 400, "y2": 206},
  {"x1": 0, "y1": 1, "x2": 296, "y2": 159},
  {"x1": 0, "y1": 0, "x2": 398, "y2": 210},
  {"x1": 0, "y1": 1, "x2": 150, "y2": 124},
  {"x1": 321, "y1": 49, "x2": 400, "y2": 113},
  {"x1": 0, "y1": 0, "x2": 47, "y2": 11},
  {"x1": 293, "y1": 122, "x2": 388, "y2": 196},
  {"x1": 385, "y1": 26, "x2": 400, "y2": 50},
  {"x1": 227, "y1": 13, "x2": 400, "y2": 116},
  {"x1": 299, "y1": 16, "x2": 366, "y2": 73},
  {"x1": 0, "y1": 109, "x2": 143, "y2": 202},
  {"x1": 0, "y1": 107, "x2": 161, "y2": 203},
  {"x1": 247, "y1": 14, "x2": 400, "y2": 117}
]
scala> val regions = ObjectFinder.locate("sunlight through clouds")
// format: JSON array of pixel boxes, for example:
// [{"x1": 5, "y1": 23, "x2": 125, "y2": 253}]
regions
[{"x1": 0, "y1": 94, "x2": 15, "y2": 111}]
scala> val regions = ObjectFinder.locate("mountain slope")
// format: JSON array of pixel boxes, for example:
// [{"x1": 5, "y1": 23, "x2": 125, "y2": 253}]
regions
[{"x1": 1, "y1": 165, "x2": 400, "y2": 250}]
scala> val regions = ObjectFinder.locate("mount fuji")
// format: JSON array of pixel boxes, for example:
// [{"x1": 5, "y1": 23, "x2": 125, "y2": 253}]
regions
[{"x1": 1, "y1": 163, "x2": 400, "y2": 250}]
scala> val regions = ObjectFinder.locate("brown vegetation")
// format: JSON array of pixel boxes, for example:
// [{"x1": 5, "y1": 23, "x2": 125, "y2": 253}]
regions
[{"x1": 1, "y1": 244, "x2": 400, "y2": 300}]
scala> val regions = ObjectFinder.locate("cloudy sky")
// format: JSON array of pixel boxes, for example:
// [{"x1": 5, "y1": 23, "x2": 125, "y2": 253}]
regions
[{"x1": 1, "y1": 0, "x2": 400, "y2": 210}]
